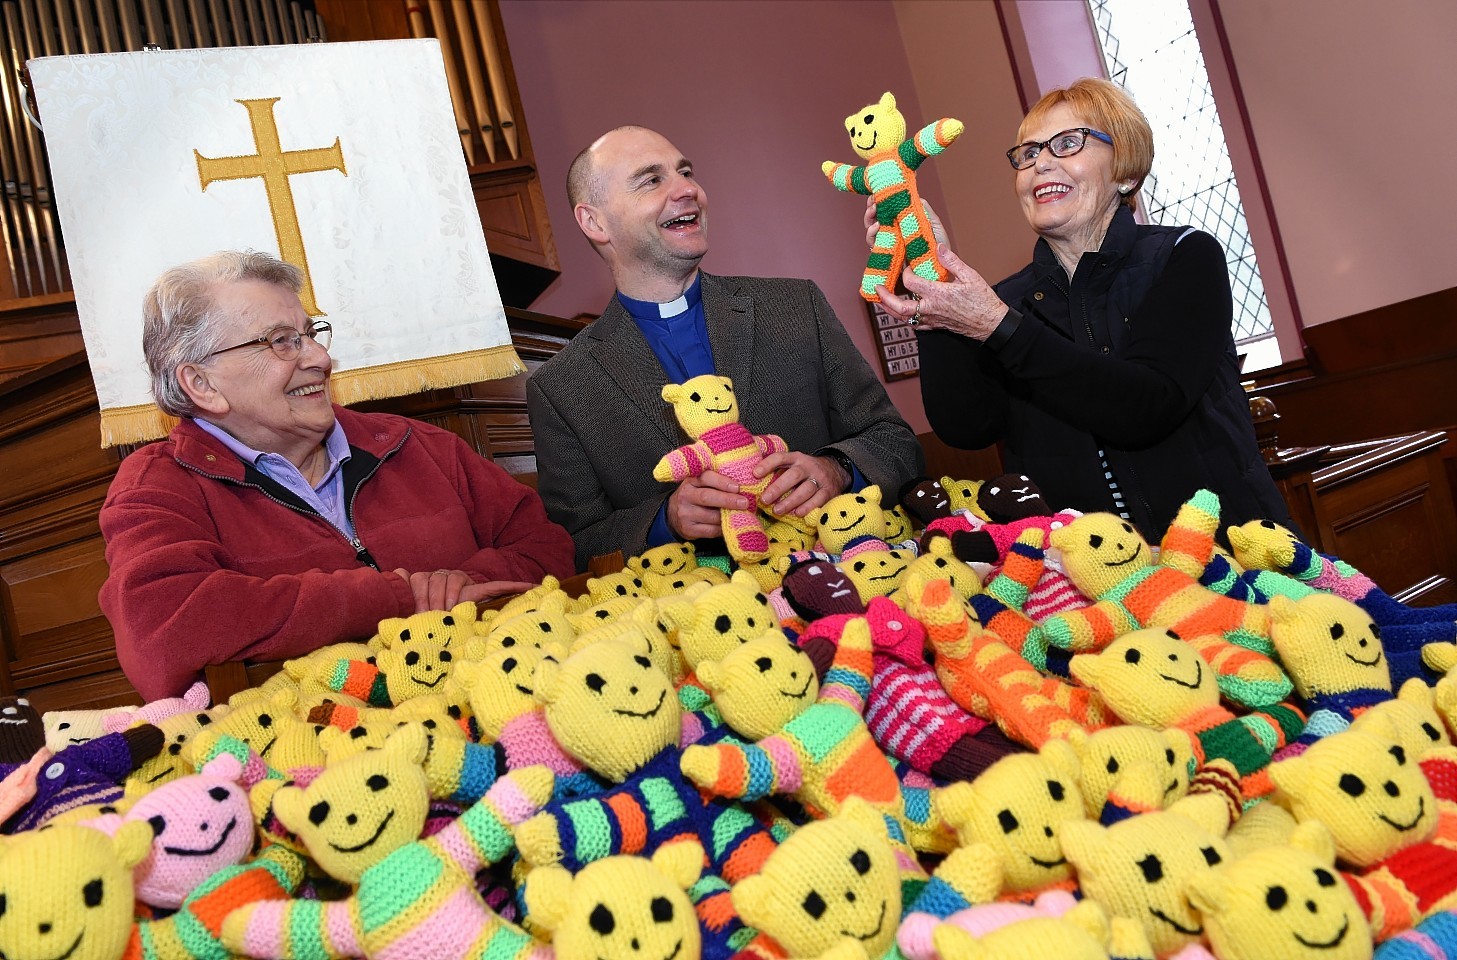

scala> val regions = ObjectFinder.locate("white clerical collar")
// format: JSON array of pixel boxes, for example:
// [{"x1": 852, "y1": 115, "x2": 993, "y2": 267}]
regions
[{"x1": 658, "y1": 294, "x2": 689, "y2": 318}]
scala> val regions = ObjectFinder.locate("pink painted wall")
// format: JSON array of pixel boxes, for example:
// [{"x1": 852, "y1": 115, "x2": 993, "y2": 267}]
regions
[
  {"x1": 498, "y1": 0, "x2": 960, "y2": 434},
  {"x1": 1205, "y1": 0, "x2": 1457, "y2": 327}
]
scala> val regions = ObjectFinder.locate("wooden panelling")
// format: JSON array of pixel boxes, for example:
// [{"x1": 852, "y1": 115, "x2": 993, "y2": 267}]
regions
[
  {"x1": 0, "y1": 294, "x2": 86, "y2": 387},
  {"x1": 918, "y1": 430, "x2": 1004, "y2": 486}
]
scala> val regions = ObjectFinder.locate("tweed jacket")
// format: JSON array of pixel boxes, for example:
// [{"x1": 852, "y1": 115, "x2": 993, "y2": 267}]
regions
[{"x1": 526, "y1": 272, "x2": 924, "y2": 568}]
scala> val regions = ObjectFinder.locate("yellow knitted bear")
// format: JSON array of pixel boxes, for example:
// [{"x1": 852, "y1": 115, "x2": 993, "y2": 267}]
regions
[
  {"x1": 657, "y1": 571, "x2": 778, "y2": 673},
  {"x1": 0, "y1": 820, "x2": 154, "y2": 960},
  {"x1": 523, "y1": 841, "x2": 704, "y2": 960},
  {"x1": 369, "y1": 599, "x2": 479, "y2": 651},
  {"x1": 1059, "y1": 802, "x2": 1232, "y2": 957},
  {"x1": 931, "y1": 901, "x2": 1155, "y2": 960},
  {"x1": 1186, "y1": 820, "x2": 1371, "y2": 960},
  {"x1": 654, "y1": 373, "x2": 788, "y2": 563},
  {"x1": 1063, "y1": 725, "x2": 1196, "y2": 821}
]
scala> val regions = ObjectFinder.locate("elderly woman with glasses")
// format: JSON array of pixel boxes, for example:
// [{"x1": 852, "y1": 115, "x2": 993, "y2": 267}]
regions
[
  {"x1": 99, "y1": 251, "x2": 576, "y2": 700},
  {"x1": 874, "y1": 77, "x2": 1291, "y2": 541}
]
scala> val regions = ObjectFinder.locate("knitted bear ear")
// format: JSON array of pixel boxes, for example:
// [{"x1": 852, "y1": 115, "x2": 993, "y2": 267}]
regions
[
  {"x1": 1288, "y1": 820, "x2": 1337, "y2": 864},
  {"x1": 1226, "y1": 525, "x2": 1250, "y2": 552},
  {"x1": 1040, "y1": 738, "x2": 1081, "y2": 784},
  {"x1": 113, "y1": 818, "x2": 156, "y2": 870},
  {"x1": 729, "y1": 570, "x2": 761, "y2": 593},
  {"x1": 838, "y1": 796, "x2": 887, "y2": 836},
  {"x1": 1063, "y1": 900, "x2": 1110, "y2": 945},
  {"x1": 729, "y1": 873, "x2": 771, "y2": 927},
  {"x1": 1267, "y1": 595, "x2": 1298, "y2": 623},
  {"x1": 448, "y1": 599, "x2": 478, "y2": 624},
  {"x1": 521, "y1": 863, "x2": 573, "y2": 933},
  {"x1": 1067, "y1": 651, "x2": 1104, "y2": 690},
  {"x1": 1056, "y1": 819, "x2": 1105, "y2": 874},
  {"x1": 200, "y1": 750, "x2": 244, "y2": 782},
  {"x1": 878, "y1": 91, "x2": 896, "y2": 111},
  {"x1": 1435, "y1": 674, "x2": 1457, "y2": 717},
  {"x1": 533, "y1": 656, "x2": 563, "y2": 706},
  {"x1": 271, "y1": 783, "x2": 307, "y2": 835},
  {"x1": 183, "y1": 681, "x2": 212, "y2": 710},
  {"x1": 269, "y1": 687, "x2": 298, "y2": 712},
  {"x1": 696, "y1": 660, "x2": 725, "y2": 693},
  {"x1": 382, "y1": 722, "x2": 430, "y2": 767},
  {"x1": 375, "y1": 617, "x2": 409, "y2": 646},
  {"x1": 1184, "y1": 868, "x2": 1230, "y2": 922},
  {"x1": 651, "y1": 839, "x2": 705, "y2": 891},
  {"x1": 861, "y1": 484, "x2": 882, "y2": 509},
  {"x1": 1397, "y1": 676, "x2": 1435, "y2": 709},
  {"x1": 661, "y1": 383, "x2": 684, "y2": 403},
  {"x1": 1267, "y1": 751, "x2": 1305, "y2": 797},
  {"x1": 374, "y1": 646, "x2": 402, "y2": 675},
  {"x1": 932, "y1": 780, "x2": 977, "y2": 832}
]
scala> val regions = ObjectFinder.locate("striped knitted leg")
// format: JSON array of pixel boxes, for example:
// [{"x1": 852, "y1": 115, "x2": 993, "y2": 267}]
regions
[
  {"x1": 720, "y1": 507, "x2": 769, "y2": 563},
  {"x1": 1184, "y1": 633, "x2": 1292, "y2": 708},
  {"x1": 1038, "y1": 600, "x2": 1134, "y2": 655},
  {"x1": 221, "y1": 898, "x2": 359, "y2": 960},
  {"x1": 861, "y1": 227, "x2": 904, "y2": 301},
  {"x1": 899, "y1": 205, "x2": 945, "y2": 283},
  {"x1": 1159, "y1": 488, "x2": 1221, "y2": 580}
]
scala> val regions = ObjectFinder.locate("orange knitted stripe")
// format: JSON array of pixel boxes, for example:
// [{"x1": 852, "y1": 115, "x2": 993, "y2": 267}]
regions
[
  {"x1": 1161, "y1": 526, "x2": 1209, "y2": 564},
  {"x1": 696, "y1": 887, "x2": 740, "y2": 932},
  {"x1": 721, "y1": 831, "x2": 777, "y2": 883},
  {"x1": 605, "y1": 792, "x2": 649, "y2": 855},
  {"x1": 192, "y1": 869, "x2": 289, "y2": 935},
  {"x1": 714, "y1": 745, "x2": 750, "y2": 801}
]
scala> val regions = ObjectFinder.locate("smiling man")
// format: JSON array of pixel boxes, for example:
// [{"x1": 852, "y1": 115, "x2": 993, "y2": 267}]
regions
[{"x1": 527, "y1": 126, "x2": 922, "y2": 568}]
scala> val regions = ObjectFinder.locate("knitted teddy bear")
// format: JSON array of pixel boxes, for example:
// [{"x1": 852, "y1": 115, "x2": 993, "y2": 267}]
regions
[
  {"x1": 43, "y1": 705, "x2": 120, "y2": 753},
  {"x1": 1063, "y1": 725, "x2": 1197, "y2": 825},
  {"x1": 909, "y1": 740, "x2": 1089, "y2": 919},
  {"x1": 628, "y1": 542, "x2": 731, "y2": 596},
  {"x1": 731, "y1": 796, "x2": 928, "y2": 960},
  {"x1": 680, "y1": 624, "x2": 952, "y2": 854},
  {"x1": 653, "y1": 373, "x2": 787, "y2": 563},
  {"x1": 522, "y1": 841, "x2": 705, "y2": 960},
  {"x1": 368, "y1": 599, "x2": 480, "y2": 651},
  {"x1": 469, "y1": 592, "x2": 577, "y2": 661},
  {"x1": 311, "y1": 634, "x2": 458, "y2": 707},
  {"x1": 223, "y1": 728, "x2": 555, "y2": 960},
  {"x1": 1059, "y1": 802, "x2": 1233, "y2": 958},
  {"x1": 1043, "y1": 491, "x2": 1293, "y2": 709},
  {"x1": 1265, "y1": 592, "x2": 1393, "y2": 752},
  {"x1": 903, "y1": 570, "x2": 1107, "y2": 750},
  {"x1": 898, "y1": 476, "x2": 953, "y2": 528},
  {"x1": 102, "y1": 680, "x2": 211, "y2": 734},
  {"x1": 1070, "y1": 627, "x2": 1304, "y2": 803},
  {"x1": 796, "y1": 595, "x2": 1001, "y2": 783},
  {"x1": 126, "y1": 705, "x2": 228, "y2": 791},
  {"x1": 1185, "y1": 820, "x2": 1373, "y2": 960},
  {"x1": 0, "y1": 819, "x2": 154, "y2": 960},
  {"x1": 513, "y1": 637, "x2": 778, "y2": 959},
  {"x1": 821, "y1": 91, "x2": 963, "y2": 301},
  {"x1": 1267, "y1": 727, "x2": 1457, "y2": 942}
]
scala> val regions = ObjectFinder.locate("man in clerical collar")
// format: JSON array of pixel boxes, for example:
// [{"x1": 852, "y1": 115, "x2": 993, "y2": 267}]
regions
[{"x1": 526, "y1": 125, "x2": 922, "y2": 570}]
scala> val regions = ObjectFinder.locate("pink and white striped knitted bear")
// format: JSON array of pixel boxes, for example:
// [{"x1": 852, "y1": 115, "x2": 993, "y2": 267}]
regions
[{"x1": 654, "y1": 374, "x2": 787, "y2": 563}]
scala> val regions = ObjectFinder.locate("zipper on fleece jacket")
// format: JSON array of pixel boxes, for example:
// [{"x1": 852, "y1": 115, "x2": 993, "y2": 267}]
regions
[{"x1": 176, "y1": 427, "x2": 410, "y2": 572}]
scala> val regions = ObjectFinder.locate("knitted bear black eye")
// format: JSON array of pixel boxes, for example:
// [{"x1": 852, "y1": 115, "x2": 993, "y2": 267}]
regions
[
  {"x1": 501, "y1": 637, "x2": 516, "y2": 648},
  {"x1": 209, "y1": 786, "x2": 231, "y2": 802},
  {"x1": 1166, "y1": 748, "x2": 1177, "y2": 765},
  {"x1": 0, "y1": 892, "x2": 5, "y2": 916},
  {"x1": 616, "y1": 585, "x2": 628, "y2": 596},
  {"x1": 399, "y1": 629, "x2": 411, "y2": 642},
  {"x1": 423, "y1": 719, "x2": 437, "y2": 729},
  {"x1": 349, "y1": 727, "x2": 367, "y2": 739},
  {"x1": 367, "y1": 775, "x2": 389, "y2": 792},
  {"x1": 747, "y1": 617, "x2": 757, "y2": 628},
  {"x1": 1261, "y1": 520, "x2": 1277, "y2": 529},
  {"x1": 1391, "y1": 745, "x2": 1406, "y2": 765},
  {"x1": 1384, "y1": 780, "x2": 1400, "y2": 797},
  {"x1": 1137, "y1": 854, "x2": 1163, "y2": 883},
  {"x1": 933, "y1": 558, "x2": 948, "y2": 568},
  {"x1": 586, "y1": 674, "x2": 607, "y2": 694},
  {"x1": 405, "y1": 651, "x2": 421, "y2": 666},
  {"x1": 309, "y1": 801, "x2": 330, "y2": 825},
  {"x1": 1106, "y1": 757, "x2": 1119, "y2": 774},
  {"x1": 148, "y1": 815, "x2": 166, "y2": 836},
  {"x1": 855, "y1": 497, "x2": 866, "y2": 505},
  {"x1": 1372, "y1": 624, "x2": 1382, "y2": 640},
  {"x1": 850, "y1": 849, "x2": 871, "y2": 875},
  {"x1": 1315, "y1": 868, "x2": 1336, "y2": 887},
  {"x1": 1124, "y1": 648, "x2": 1141, "y2": 664},
  {"x1": 634, "y1": 655, "x2": 652, "y2": 669},
  {"x1": 1202, "y1": 846, "x2": 1221, "y2": 866},
  {"x1": 1424, "y1": 723, "x2": 1441, "y2": 742},
  {"x1": 1266, "y1": 885, "x2": 1288, "y2": 910},
  {"x1": 1121, "y1": 522, "x2": 1133, "y2": 534},
  {"x1": 197, "y1": 714, "x2": 211, "y2": 726},
  {"x1": 442, "y1": 616, "x2": 454, "y2": 626},
  {"x1": 503, "y1": 658, "x2": 518, "y2": 674},
  {"x1": 755, "y1": 594, "x2": 767, "y2": 605},
  {"x1": 1339, "y1": 773, "x2": 1365, "y2": 797},
  {"x1": 714, "y1": 615, "x2": 732, "y2": 634},
  {"x1": 1330, "y1": 624, "x2": 1345, "y2": 640},
  {"x1": 1047, "y1": 780, "x2": 1065, "y2": 802},
  {"x1": 651, "y1": 896, "x2": 674, "y2": 923},
  {"x1": 168, "y1": 743, "x2": 182, "y2": 756},
  {"x1": 755, "y1": 657, "x2": 774, "y2": 673},
  {"x1": 853, "y1": 561, "x2": 866, "y2": 572},
  {"x1": 633, "y1": 579, "x2": 643, "y2": 588},
  {"x1": 258, "y1": 714, "x2": 272, "y2": 728},
  {"x1": 440, "y1": 651, "x2": 452, "y2": 662},
  {"x1": 862, "y1": 113, "x2": 874, "y2": 124},
  {"x1": 590, "y1": 903, "x2": 615, "y2": 935},
  {"x1": 997, "y1": 809, "x2": 1019, "y2": 833},
  {"x1": 802, "y1": 890, "x2": 827, "y2": 919},
  {"x1": 83, "y1": 878, "x2": 104, "y2": 907}
]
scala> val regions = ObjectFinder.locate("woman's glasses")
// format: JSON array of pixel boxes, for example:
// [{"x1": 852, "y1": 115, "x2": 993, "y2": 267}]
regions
[
  {"x1": 208, "y1": 321, "x2": 333, "y2": 361},
  {"x1": 1006, "y1": 128, "x2": 1113, "y2": 170}
]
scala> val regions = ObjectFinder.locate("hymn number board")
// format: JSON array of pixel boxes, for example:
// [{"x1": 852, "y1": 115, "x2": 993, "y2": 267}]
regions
[{"x1": 867, "y1": 300, "x2": 920, "y2": 381}]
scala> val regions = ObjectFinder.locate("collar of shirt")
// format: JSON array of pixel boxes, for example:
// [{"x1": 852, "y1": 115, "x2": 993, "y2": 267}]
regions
[
  {"x1": 192, "y1": 416, "x2": 351, "y2": 491},
  {"x1": 616, "y1": 272, "x2": 703, "y2": 322}
]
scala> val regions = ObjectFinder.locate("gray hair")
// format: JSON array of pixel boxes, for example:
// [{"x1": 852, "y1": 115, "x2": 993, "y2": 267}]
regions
[{"x1": 142, "y1": 250, "x2": 303, "y2": 417}]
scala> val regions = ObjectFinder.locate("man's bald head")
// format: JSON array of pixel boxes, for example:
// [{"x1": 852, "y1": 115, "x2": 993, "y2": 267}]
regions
[{"x1": 566, "y1": 124, "x2": 653, "y2": 210}]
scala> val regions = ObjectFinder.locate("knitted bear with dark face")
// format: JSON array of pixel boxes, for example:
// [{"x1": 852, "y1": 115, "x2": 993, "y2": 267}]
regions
[
  {"x1": 0, "y1": 698, "x2": 44, "y2": 765},
  {"x1": 898, "y1": 476, "x2": 953, "y2": 527}
]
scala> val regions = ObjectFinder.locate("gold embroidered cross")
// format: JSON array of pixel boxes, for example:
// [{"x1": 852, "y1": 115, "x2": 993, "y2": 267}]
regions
[{"x1": 195, "y1": 97, "x2": 347, "y2": 316}]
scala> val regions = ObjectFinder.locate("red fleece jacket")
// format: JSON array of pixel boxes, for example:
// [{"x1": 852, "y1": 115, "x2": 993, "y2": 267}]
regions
[{"x1": 99, "y1": 406, "x2": 576, "y2": 700}]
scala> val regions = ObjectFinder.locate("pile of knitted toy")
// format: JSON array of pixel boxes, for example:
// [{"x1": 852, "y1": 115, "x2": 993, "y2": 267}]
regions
[{"x1": 6, "y1": 470, "x2": 1457, "y2": 960}]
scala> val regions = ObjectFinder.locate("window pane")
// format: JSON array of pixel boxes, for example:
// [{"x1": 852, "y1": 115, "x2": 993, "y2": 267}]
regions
[{"x1": 1089, "y1": 0, "x2": 1274, "y2": 344}]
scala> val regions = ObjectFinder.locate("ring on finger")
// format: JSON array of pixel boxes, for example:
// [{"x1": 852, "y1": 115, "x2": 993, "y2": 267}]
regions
[{"x1": 807, "y1": 477, "x2": 821, "y2": 489}]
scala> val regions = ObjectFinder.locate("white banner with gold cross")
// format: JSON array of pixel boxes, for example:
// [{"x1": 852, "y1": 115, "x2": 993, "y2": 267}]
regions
[{"x1": 28, "y1": 39, "x2": 520, "y2": 446}]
